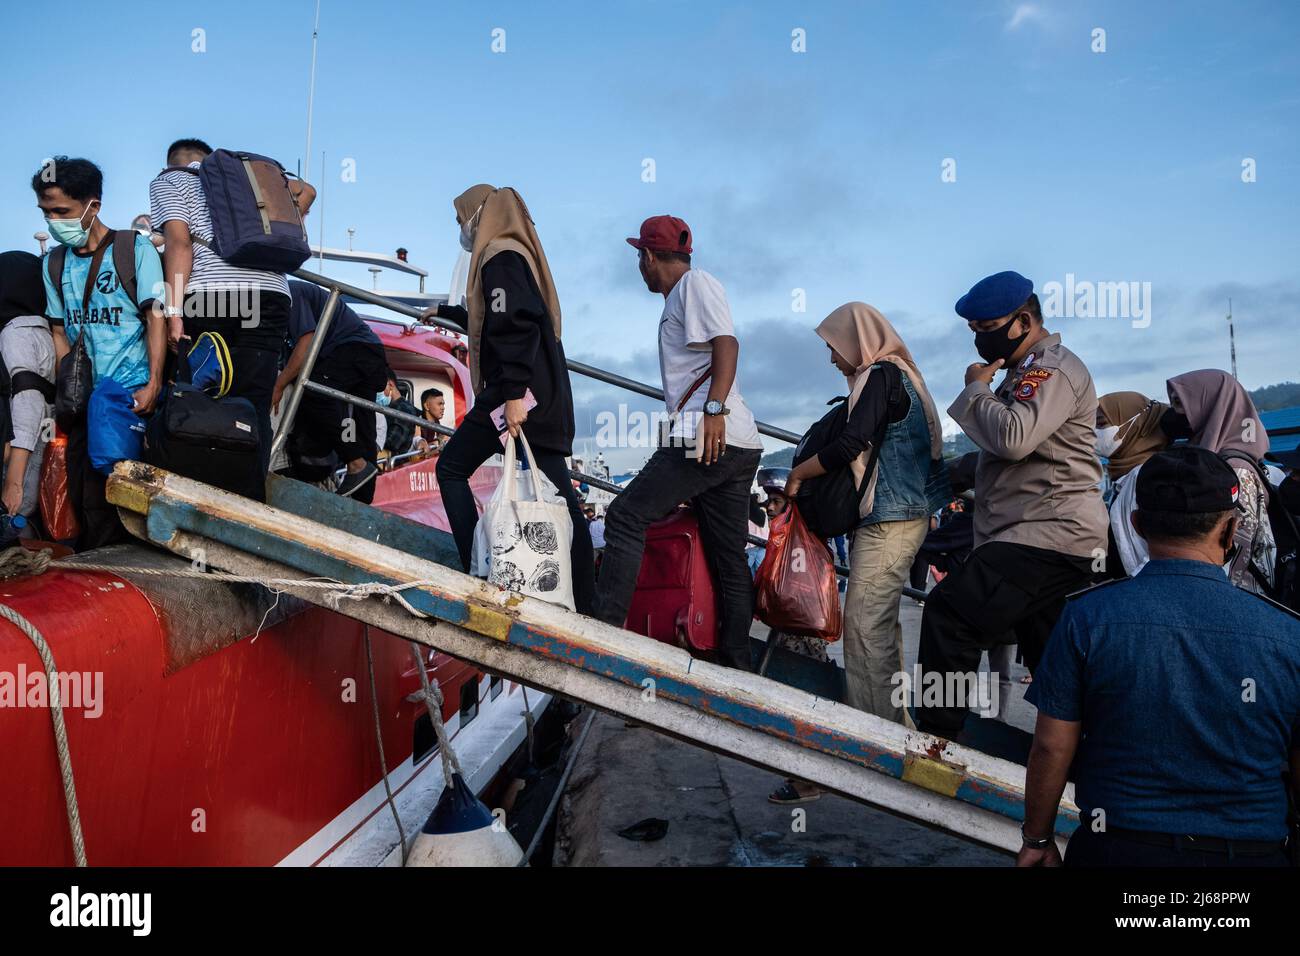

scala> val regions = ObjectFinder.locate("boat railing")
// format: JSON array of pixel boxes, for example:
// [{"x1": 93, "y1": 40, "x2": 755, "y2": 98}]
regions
[
  {"x1": 275, "y1": 269, "x2": 1297, "y2": 592},
  {"x1": 273, "y1": 269, "x2": 843, "y2": 575}
]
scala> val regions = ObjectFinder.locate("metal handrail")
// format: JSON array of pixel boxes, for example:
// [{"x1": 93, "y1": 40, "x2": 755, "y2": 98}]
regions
[
  {"x1": 291, "y1": 267, "x2": 803, "y2": 444},
  {"x1": 276, "y1": 271, "x2": 914, "y2": 593}
]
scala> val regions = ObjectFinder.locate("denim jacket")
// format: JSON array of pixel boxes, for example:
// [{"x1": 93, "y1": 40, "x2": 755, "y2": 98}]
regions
[{"x1": 862, "y1": 373, "x2": 951, "y2": 525}]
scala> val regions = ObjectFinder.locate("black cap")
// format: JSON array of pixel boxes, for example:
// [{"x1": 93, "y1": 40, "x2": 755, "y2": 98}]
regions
[{"x1": 1136, "y1": 446, "x2": 1240, "y2": 514}]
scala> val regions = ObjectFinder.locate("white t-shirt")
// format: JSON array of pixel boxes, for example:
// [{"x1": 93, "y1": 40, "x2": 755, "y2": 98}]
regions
[{"x1": 657, "y1": 269, "x2": 762, "y2": 450}]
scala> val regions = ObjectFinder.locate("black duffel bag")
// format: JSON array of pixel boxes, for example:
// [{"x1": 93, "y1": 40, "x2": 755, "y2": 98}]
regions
[
  {"x1": 793, "y1": 363, "x2": 903, "y2": 540},
  {"x1": 143, "y1": 383, "x2": 263, "y2": 499}
]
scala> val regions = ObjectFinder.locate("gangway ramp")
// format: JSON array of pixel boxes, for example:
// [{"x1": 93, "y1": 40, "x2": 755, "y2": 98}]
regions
[{"x1": 106, "y1": 461, "x2": 1078, "y2": 856}]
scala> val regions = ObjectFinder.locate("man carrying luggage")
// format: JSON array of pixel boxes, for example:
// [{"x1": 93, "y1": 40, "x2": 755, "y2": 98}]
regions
[
  {"x1": 149, "y1": 138, "x2": 315, "y2": 487},
  {"x1": 593, "y1": 216, "x2": 764, "y2": 671},
  {"x1": 275, "y1": 279, "x2": 389, "y2": 502},
  {"x1": 32, "y1": 156, "x2": 166, "y2": 550},
  {"x1": 914, "y1": 270, "x2": 1108, "y2": 737},
  {"x1": 1018, "y1": 446, "x2": 1300, "y2": 867}
]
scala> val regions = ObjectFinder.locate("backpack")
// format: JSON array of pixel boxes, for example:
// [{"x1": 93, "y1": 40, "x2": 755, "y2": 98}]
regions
[
  {"x1": 45, "y1": 229, "x2": 139, "y2": 313},
  {"x1": 48, "y1": 233, "x2": 131, "y2": 428},
  {"x1": 1221, "y1": 449, "x2": 1299, "y2": 611},
  {"x1": 164, "y1": 150, "x2": 311, "y2": 273},
  {"x1": 792, "y1": 362, "x2": 904, "y2": 540}
]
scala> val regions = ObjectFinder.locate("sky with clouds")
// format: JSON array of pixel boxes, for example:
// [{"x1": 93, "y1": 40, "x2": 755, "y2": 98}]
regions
[{"x1": 3, "y1": 0, "x2": 1296, "y2": 468}]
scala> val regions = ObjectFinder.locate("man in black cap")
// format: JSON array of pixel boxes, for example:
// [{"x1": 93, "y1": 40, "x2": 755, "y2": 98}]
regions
[
  {"x1": 915, "y1": 270, "x2": 1108, "y2": 737},
  {"x1": 1017, "y1": 446, "x2": 1300, "y2": 867}
]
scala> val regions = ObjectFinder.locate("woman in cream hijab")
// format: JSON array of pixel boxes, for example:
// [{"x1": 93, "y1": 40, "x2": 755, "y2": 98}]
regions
[
  {"x1": 422, "y1": 185, "x2": 593, "y2": 613},
  {"x1": 789, "y1": 304, "x2": 950, "y2": 722}
]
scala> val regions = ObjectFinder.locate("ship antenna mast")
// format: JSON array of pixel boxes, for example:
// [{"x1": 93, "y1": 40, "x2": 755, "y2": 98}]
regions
[
  {"x1": 304, "y1": 0, "x2": 322, "y2": 182},
  {"x1": 1227, "y1": 298, "x2": 1238, "y2": 380}
]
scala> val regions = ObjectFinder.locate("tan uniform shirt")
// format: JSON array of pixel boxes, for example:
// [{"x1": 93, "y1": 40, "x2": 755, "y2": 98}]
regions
[{"x1": 948, "y1": 333, "x2": 1108, "y2": 558}]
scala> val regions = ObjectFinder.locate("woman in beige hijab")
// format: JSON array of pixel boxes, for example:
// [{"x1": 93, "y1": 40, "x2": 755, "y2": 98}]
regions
[
  {"x1": 421, "y1": 185, "x2": 593, "y2": 613},
  {"x1": 790, "y1": 305, "x2": 949, "y2": 720}
]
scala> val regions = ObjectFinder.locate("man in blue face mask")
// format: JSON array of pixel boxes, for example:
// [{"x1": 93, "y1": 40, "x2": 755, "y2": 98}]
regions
[
  {"x1": 32, "y1": 156, "x2": 166, "y2": 550},
  {"x1": 914, "y1": 270, "x2": 1108, "y2": 741}
]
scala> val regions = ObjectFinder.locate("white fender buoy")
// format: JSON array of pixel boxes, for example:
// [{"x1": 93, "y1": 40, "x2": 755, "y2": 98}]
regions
[{"x1": 406, "y1": 772, "x2": 524, "y2": 867}]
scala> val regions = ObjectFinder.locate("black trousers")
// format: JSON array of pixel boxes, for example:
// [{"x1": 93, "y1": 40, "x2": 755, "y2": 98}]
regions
[
  {"x1": 65, "y1": 418, "x2": 129, "y2": 552},
  {"x1": 435, "y1": 412, "x2": 595, "y2": 615},
  {"x1": 915, "y1": 540, "x2": 1092, "y2": 737},
  {"x1": 295, "y1": 341, "x2": 389, "y2": 467},
  {"x1": 909, "y1": 550, "x2": 930, "y2": 591},
  {"x1": 1064, "y1": 825, "x2": 1288, "y2": 867},
  {"x1": 594, "y1": 444, "x2": 763, "y2": 670},
  {"x1": 182, "y1": 289, "x2": 290, "y2": 486}
]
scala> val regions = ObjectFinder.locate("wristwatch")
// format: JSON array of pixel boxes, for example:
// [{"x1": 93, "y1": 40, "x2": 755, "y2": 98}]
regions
[
  {"x1": 1020, "y1": 826, "x2": 1052, "y2": 849},
  {"x1": 702, "y1": 399, "x2": 729, "y2": 417},
  {"x1": 164, "y1": 306, "x2": 183, "y2": 319}
]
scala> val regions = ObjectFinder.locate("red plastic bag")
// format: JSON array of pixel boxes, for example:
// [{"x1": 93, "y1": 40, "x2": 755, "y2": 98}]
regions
[
  {"x1": 755, "y1": 506, "x2": 843, "y2": 641},
  {"x1": 38, "y1": 431, "x2": 80, "y2": 542}
]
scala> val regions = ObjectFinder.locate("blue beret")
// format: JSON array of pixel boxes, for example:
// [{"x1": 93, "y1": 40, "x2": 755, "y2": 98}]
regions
[{"x1": 955, "y1": 271, "x2": 1034, "y2": 321}]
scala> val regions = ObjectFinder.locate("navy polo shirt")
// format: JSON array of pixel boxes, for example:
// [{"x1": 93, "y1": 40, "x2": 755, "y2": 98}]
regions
[
  {"x1": 1028, "y1": 559, "x2": 1300, "y2": 841},
  {"x1": 287, "y1": 279, "x2": 382, "y2": 358}
]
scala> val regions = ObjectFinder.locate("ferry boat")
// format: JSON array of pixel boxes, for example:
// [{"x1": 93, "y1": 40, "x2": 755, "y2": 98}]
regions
[{"x1": 0, "y1": 248, "x2": 532, "y2": 867}]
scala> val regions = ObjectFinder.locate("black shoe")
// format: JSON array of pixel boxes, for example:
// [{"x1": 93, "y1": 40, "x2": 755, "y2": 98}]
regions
[
  {"x1": 718, "y1": 647, "x2": 754, "y2": 672},
  {"x1": 337, "y1": 462, "x2": 379, "y2": 503}
]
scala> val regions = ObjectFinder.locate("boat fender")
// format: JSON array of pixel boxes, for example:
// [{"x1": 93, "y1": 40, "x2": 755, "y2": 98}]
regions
[{"x1": 405, "y1": 772, "x2": 524, "y2": 867}]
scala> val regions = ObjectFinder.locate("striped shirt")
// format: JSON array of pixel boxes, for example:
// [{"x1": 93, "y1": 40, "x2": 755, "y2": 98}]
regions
[{"x1": 148, "y1": 163, "x2": 290, "y2": 296}]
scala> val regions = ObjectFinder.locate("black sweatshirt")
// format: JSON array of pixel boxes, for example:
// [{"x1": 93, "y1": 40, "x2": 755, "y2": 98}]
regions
[
  {"x1": 815, "y1": 363, "x2": 910, "y2": 472},
  {"x1": 468, "y1": 251, "x2": 575, "y2": 455}
]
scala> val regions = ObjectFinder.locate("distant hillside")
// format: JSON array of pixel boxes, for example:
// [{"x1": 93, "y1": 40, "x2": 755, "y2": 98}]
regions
[
  {"x1": 1250, "y1": 382, "x2": 1300, "y2": 412},
  {"x1": 760, "y1": 447, "x2": 794, "y2": 468}
]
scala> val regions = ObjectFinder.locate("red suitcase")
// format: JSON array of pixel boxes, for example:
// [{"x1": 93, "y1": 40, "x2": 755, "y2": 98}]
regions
[{"x1": 624, "y1": 507, "x2": 720, "y2": 653}]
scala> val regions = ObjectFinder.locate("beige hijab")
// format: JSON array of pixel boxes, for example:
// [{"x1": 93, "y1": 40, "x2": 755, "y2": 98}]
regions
[
  {"x1": 815, "y1": 303, "x2": 945, "y2": 518},
  {"x1": 454, "y1": 184, "x2": 563, "y2": 393},
  {"x1": 815, "y1": 302, "x2": 944, "y2": 457}
]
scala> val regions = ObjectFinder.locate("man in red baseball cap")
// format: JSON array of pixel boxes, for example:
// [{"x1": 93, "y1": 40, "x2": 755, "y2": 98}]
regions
[{"x1": 594, "y1": 215, "x2": 765, "y2": 671}]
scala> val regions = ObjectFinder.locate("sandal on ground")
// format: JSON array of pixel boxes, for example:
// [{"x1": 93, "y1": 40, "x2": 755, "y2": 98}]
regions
[{"x1": 768, "y1": 780, "x2": 824, "y2": 805}]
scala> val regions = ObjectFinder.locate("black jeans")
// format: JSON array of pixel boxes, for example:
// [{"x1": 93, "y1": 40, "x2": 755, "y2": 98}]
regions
[
  {"x1": 183, "y1": 289, "x2": 290, "y2": 485},
  {"x1": 295, "y1": 341, "x2": 389, "y2": 466},
  {"x1": 915, "y1": 541, "x2": 1092, "y2": 737},
  {"x1": 1064, "y1": 825, "x2": 1288, "y2": 867},
  {"x1": 595, "y1": 445, "x2": 762, "y2": 670},
  {"x1": 65, "y1": 418, "x2": 129, "y2": 552},
  {"x1": 435, "y1": 412, "x2": 595, "y2": 615}
]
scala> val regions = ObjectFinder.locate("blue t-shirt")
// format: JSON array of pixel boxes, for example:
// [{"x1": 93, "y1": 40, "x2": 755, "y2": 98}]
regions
[
  {"x1": 1028, "y1": 559, "x2": 1300, "y2": 841},
  {"x1": 287, "y1": 279, "x2": 381, "y2": 358},
  {"x1": 43, "y1": 233, "x2": 163, "y2": 392}
]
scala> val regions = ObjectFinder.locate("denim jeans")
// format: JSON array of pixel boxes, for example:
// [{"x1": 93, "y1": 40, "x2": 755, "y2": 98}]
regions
[
  {"x1": 435, "y1": 413, "x2": 595, "y2": 615},
  {"x1": 594, "y1": 444, "x2": 762, "y2": 670}
]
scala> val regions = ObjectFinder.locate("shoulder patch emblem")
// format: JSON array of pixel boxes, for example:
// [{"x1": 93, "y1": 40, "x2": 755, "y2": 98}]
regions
[{"x1": 1014, "y1": 367, "x2": 1053, "y2": 401}]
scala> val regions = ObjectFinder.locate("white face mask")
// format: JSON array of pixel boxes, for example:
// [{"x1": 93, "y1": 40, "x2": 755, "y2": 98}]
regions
[
  {"x1": 1095, "y1": 412, "x2": 1140, "y2": 458},
  {"x1": 458, "y1": 204, "x2": 483, "y2": 253}
]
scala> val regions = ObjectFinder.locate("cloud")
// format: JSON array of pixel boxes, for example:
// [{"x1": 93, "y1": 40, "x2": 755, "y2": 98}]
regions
[{"x1": 1006, "y1": 4, "x2": 1048, "y2": 32}]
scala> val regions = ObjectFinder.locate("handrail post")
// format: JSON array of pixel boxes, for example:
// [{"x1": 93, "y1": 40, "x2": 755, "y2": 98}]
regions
[{"x1": 269, "y1": 287, "x2": 342, "y2": 468}]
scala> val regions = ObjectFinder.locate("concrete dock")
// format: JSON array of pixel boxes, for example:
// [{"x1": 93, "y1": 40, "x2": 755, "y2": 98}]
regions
[{"x1": 553, "y1": 598, "x2": 1034, "y2": 866}]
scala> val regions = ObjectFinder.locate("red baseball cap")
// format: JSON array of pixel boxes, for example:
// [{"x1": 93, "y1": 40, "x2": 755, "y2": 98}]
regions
[{"x1": 626, "y1": 215, "x2": 692, "y2": 255}]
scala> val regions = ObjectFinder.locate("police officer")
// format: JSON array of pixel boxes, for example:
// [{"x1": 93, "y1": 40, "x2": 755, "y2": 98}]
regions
[{"x1": 914, "y1": 271, "x2": 1108, "y2": 738}]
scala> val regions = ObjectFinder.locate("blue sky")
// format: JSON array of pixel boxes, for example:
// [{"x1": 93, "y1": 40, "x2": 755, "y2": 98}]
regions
[{"x1": 3, "y1": 0, "x2": 1297, "y2": 466}]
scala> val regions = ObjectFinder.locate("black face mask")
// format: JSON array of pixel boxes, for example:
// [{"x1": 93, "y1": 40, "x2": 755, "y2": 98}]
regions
[
  {"x1": 1160, "y1": 408, "x2": 1193, "y2": 441},
  {"x1": 973, "y1": 315, "x2": 1028, "y2": 364}
]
